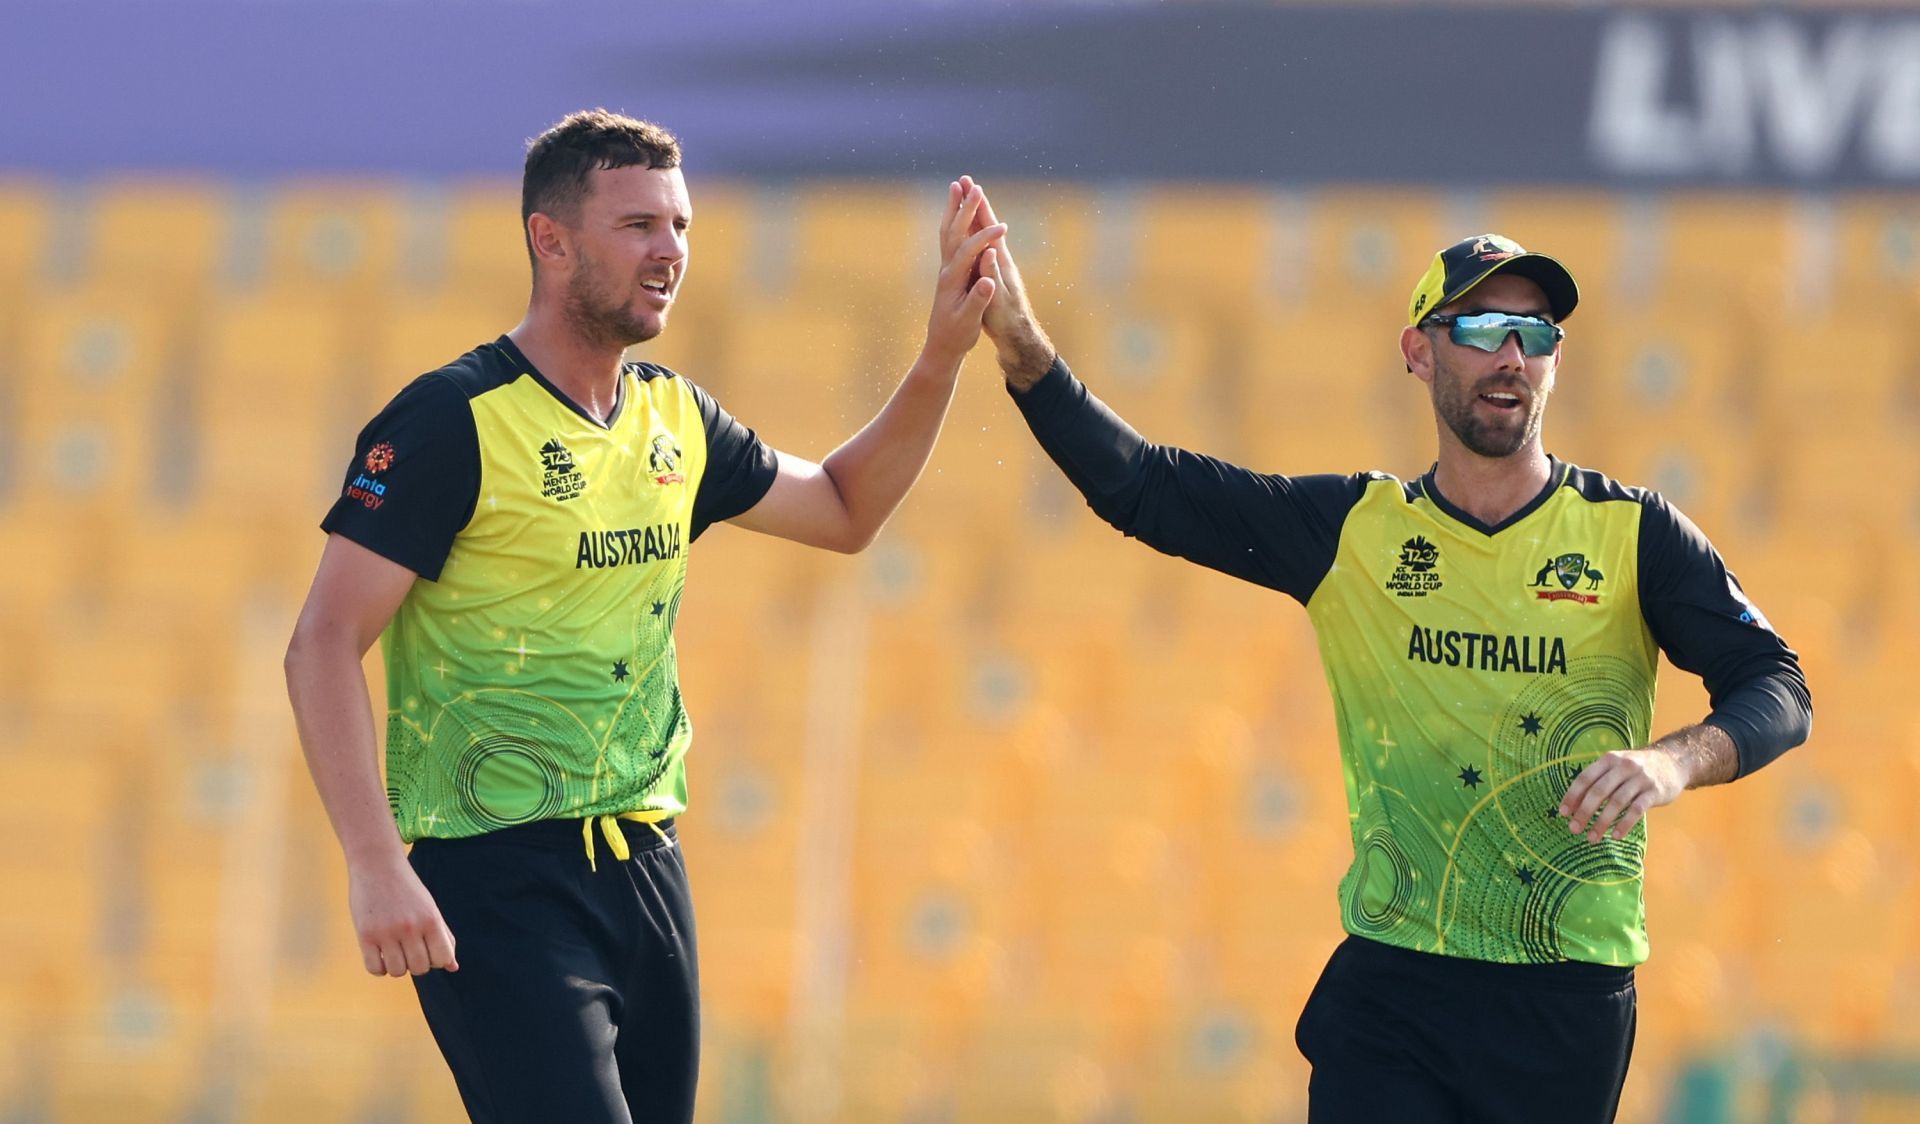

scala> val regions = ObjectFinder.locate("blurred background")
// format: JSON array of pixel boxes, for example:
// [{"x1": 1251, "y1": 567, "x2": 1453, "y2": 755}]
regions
[{"x1": 1, "y1": 1, "x2": 1913, "y2": 1120}]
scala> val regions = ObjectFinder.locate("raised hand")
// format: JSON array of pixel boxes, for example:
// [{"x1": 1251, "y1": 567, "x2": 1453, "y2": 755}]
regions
[
  {"x1": 956, "y1": 175, "x2": 1055, "y2": 389},
  {"x1": 923, "y1": 179, "x2": 1004, "y2": 368}
]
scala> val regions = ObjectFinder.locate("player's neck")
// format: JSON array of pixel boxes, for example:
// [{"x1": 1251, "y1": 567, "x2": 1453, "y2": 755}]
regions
[
  {"x1": 1429, "y1": 440, "x2": 1552, "y2": 528},
  {"x1": 507, "y1": 315, "x2": 627, "y2": 424}
]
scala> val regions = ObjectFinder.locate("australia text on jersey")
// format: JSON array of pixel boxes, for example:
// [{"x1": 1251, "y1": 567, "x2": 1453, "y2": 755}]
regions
[
  {"x1": 576, "y1": 524, "x2": 684, "y2": 569},
  {"x1": 1406, "y1": 626, "x2": 1569, "y2": 675}
]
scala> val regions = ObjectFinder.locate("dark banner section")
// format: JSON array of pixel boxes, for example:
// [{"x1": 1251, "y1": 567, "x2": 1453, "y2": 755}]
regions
[{"x1": 8, "y1": 2, "x2": 1919, "y2": 186}]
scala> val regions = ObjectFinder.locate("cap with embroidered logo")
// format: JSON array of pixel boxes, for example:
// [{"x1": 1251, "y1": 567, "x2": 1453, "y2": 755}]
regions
[{"x1": 1406, "y1": 234, "x2": 1579, "y2": 326}]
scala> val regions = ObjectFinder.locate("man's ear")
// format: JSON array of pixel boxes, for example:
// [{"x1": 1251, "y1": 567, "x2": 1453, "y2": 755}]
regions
[
  {"x1": 528, "y1": 211, "x2": 570, "y2": 268},
  {"x1": 1402, "y1": 324, "x2": 1435, "y2": 386}
]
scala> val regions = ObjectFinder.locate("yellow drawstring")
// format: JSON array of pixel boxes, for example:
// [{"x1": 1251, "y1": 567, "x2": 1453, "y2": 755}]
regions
[{"x1": 581, "y1": 809, "x2": 675, "y2": 872}]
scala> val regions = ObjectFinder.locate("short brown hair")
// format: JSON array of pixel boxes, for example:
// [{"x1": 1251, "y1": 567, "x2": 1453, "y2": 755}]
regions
[{"x1": 521, "y1": 109, "x2": 682, "y2": 262}]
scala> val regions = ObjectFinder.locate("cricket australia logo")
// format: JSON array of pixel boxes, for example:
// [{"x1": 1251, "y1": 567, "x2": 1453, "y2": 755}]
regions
[
  {"x1": 647, "y1": 433, "x2": 685, "y2": 485},
  {"x1": 539, "y1": 438, "x2": 586, "y2": 502},
  {"x1": 1471, "y1": 234, "x2": 1522, "y2": 262},
  {"x1": 1386, "y1": 535, "x2": 1443, "y2": 598},
  {"x1": 1529, "y1": 552, "x2": 1604, "y2": 604}
]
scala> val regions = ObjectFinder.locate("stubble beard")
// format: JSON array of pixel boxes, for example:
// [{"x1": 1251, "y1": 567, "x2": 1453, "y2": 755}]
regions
[
  {"x1": 1431, "y1": 356, "x2": 1549, "y2": 459},
  {"x1": 565, "y1": 259, "x2": 663, "y2": 350}
]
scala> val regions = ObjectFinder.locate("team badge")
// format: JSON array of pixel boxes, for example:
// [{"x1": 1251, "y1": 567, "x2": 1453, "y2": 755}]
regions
[
  {"x1": 648, "y1": 433, "x2": 685, "y2": 485},
  {"x1": 1529, "y1": 552, "x2": 1603, "y2": 604}
]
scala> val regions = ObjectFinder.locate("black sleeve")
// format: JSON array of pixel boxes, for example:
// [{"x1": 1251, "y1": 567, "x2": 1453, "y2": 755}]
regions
[
  {"x1": 319, "y1": 373, "x2": 480, "y2": 581},
  {"x1": 1637, "y1": 495, "x2": 1812, "y2": 777},
  {"x1": 686, "y1": 377, "x2": 779, "y2": 542},
  {"x1": 1009, "y1": 356, "x2": 1365, "y2": 603}
]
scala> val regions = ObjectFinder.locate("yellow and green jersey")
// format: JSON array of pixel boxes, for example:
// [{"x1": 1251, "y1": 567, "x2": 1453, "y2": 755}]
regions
[
  {"x1": 323, "y1": 337, "x2": 776, "y2": 842},
  {"x1": 1013, "y1": 358, "x2": 1809, "y2": 967}
]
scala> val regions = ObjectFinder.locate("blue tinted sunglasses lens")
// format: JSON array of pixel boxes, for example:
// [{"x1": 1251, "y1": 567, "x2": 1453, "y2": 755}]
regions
[{"x1": 1439, "y1": 313, "x2": 1564, "y2": 357}]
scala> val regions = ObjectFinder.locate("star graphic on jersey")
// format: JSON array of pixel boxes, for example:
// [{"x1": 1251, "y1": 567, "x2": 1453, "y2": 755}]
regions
[
  {"x1": 651, "y1": 600, "x2": 667, "y2": 618},
  {"x1": 1519, "y1": 713, "x2": 1543, "y2": 736},
  {"x1": 1458, "y1": 765, "x2": 1483, "y2": 789},
  {"x1": 1517, "y1": 865, "x2": 1536, "y2": 887},
  {"x1": 612, "y1": 660, "x2": 630, "y2": 683}
]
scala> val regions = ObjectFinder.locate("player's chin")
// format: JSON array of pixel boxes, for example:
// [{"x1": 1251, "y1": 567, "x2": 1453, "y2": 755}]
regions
[{"x1": 626, "y1": 308, "x2": 668, "y2": 343}]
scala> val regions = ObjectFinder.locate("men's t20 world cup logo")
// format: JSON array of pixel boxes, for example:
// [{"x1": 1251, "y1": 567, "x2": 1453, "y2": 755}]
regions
[
  {"x1": 538, "y1": 438, "x2": 587, "y2": 502},
  {"x1": 1386, "y1": 535, "x2": 1443, "y2": 598}
]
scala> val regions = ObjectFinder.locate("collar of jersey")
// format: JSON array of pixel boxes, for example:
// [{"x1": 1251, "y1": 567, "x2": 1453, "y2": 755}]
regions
[
  {"x1": 494, "y1": 335, "x2": 629, "y2": 431},
  {"x1": 1415, "y1": 456, "x2": 1569, "y2": 537}
]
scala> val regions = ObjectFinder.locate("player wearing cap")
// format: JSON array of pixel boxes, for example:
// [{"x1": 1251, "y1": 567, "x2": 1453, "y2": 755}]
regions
[
  {"x1": 283, "y1": 113, "x2": 1003, "y2": 1122},
  {"x1": 971, "y1": 215, "x2": 1811, "y2": 1120}
]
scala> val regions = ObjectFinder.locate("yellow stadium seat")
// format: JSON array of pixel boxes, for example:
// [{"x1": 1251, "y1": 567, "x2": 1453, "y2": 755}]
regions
[
  {"x1": 1587, "y1": 425, "x2": 1760, "y2": 537},
  {"x1": 31, "y1": 596, "x2": 179, "y2": 732},
  {"x1": 1481, "y1": 191, "x2": 1626, "y2": 299},
  {"x1": 792, "y1": 182, "x2": 931, "y2": 301},
  {"x1": 1060, "y1": 299, "x2": 1236, "y2": 452},
  {"x1": 1747, "y1": 823, "x2": 1907, "y2": 1049},
  {"x1": 47, "y1": 1028, "x2": 205, "y2": 1123},
  {"x1": 951, "y1": 1012, "x2": 1109, "y2": 1119},
  {"x1": 703, "y1": 299, "x2": 868, "y2": 453},
  {"x1": 1760, "y1": 428, "x2": 1895, "y2": 539},
  {"x1": 680, "y1": 179, "x2": 758, "y2": 296},
  {"x1": 1831, "y1": 194, "x2": 1920, "y2": 303},
  {"x1": 1303, "y1": 189, "x2": 1455, "y2": 302},
  {"x1": 442, "y1": 178, "x2": 529, "y2": 302},
  {"x1": 1638, "y1": 193, "x2": 1796, "y2": 312},
  {"x1": 1129, "y1": 184, "x2": 1284, "y2": 301},
  {"x1": 1573, "y1": 298, "x2": 1746, "y2": 422},
  {"x1": 1243, "y1": 302, "x2": 1429, "y2": 477},
  {"x1": 845, "y1": 861, "x2": 1010, "y2": 1025},
  {"x1": 0, "y1": 179, "x2": 52, "y2": 300},
  {"x1": 262, "y1": 182, "x2": 410, "y2": 295},
  {"x1": 87, "y1": 180, "x2": 227, "y2": 291},
  {"x1": 361, "y1": 290, "x2": 514, "y2": 393},
  {"x1": 193, "y1": 291, "x2": 355, "y2": 528},
  {"x1": 1752, "y1": 303, "x2": 1907, "y2": 423},
  {"x1": 0, "y1": 748, "x2": 110, "y2": 944},
  {"x1": 12, "y1": 283, "x2": 180, "y2": 515}
]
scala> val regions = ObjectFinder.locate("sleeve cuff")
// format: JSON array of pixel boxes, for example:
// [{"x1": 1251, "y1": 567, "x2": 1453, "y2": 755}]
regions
[{"x1": 1006, "y1": 354, "x2": 1073, "y2": 408}]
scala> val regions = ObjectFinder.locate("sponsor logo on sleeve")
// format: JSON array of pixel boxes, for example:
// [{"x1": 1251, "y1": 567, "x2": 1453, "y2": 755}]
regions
[
  {"x1": 1732, "y1": 583, "x2": 1772, "y2": 630},
  {"x1": 345, "y1": 442, "x2": 394, "y2": 509}
]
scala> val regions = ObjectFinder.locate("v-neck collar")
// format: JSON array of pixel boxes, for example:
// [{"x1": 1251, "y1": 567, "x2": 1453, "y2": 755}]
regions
[
  {"x1": 495, "y1": 335, "x2": 627, "y2": 430},
  {"x1": 1416, "y1": 456, "x2": 1568, "y2": 537}
]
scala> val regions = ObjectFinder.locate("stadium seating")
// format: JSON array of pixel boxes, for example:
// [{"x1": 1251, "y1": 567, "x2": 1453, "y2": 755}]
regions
[{"x1": 0, "y1": 176, "x2": 1899, "y2": 1122}]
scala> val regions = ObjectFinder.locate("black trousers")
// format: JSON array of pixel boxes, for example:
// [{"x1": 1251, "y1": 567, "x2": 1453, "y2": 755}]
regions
[
  {"x1": 1296, "y1": 935, "x2": 1637, "y2": 1123},
  {"x1": 408, "y1": 818, "x2": 699, "y2": 1123}
]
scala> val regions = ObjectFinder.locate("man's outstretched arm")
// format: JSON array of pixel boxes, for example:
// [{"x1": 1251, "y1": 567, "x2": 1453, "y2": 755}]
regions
[
  {"x1": 728, "y1": 179, "x2": 1001, "y2": 553},
  {"x1": 973, "y1": 182, "x2": 1358, "y2": 603}
]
